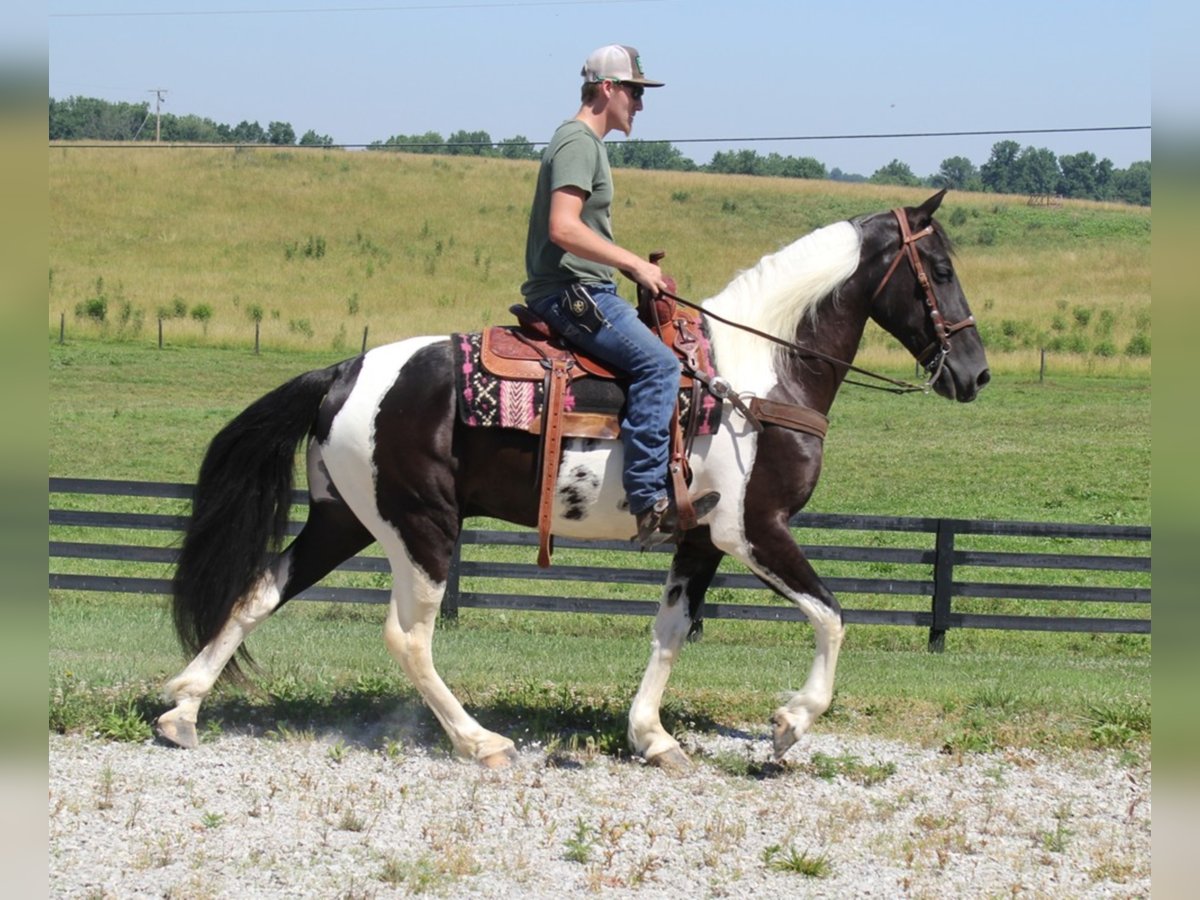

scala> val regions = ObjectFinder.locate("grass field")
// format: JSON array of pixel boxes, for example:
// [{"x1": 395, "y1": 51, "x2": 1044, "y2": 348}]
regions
[
  {"x1": 49, "y1": 145, "x2": 1150, "y2": 375},
  {"x1": 49, "y1": 147, "x2": 1150, "y2": 759}
]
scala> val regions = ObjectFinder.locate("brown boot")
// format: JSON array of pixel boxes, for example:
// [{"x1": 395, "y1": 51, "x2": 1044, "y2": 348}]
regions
[{"x1": 634, "y1": 491, "x2": 720, "y2": 549}]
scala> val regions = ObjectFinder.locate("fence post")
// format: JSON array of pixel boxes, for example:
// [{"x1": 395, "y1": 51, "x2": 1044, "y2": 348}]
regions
[
  {"x1": 361, "y1": 325, "x2": 369, "y2": 354},
  {"x1": 60, "y1": 312, "x2": 66, "y2": 344},
  {"x1": 928, "y1": 519, "x2": 956, "y2": 652},
  {"x1": 441, "y1": 535, "x2": 461, "y2": 622}
]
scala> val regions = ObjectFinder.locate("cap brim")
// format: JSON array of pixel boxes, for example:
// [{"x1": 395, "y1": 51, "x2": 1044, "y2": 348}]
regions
[{"x1": 629, "y1": 79, "x2": 665, "y2": 87}]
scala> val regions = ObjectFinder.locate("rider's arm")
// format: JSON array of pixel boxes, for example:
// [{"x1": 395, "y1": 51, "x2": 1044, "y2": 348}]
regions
[{"x1": 548, "y1": 186, "x2": 669, "y2": 296}]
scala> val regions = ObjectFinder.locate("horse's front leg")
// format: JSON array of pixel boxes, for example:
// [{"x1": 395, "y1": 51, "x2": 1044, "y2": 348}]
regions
[
  {"x1": 628, "y1": 534, "x2": 724, "y2": 768},
  {"x1": 736, "y1": 523, "x2": 845, "y2": 760}
]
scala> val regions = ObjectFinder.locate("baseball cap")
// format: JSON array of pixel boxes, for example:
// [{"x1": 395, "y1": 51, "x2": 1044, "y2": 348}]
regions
[{"x1": 581, "y1": 44, "x2": 665, "y2": 87}]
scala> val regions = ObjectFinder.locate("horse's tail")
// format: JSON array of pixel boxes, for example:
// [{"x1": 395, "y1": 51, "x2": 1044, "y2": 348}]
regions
[{"x1": 171, "y1": 362, "x2": 345, "y2": 676}]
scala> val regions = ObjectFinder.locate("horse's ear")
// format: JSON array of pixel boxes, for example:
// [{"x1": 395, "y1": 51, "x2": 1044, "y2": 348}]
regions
[{"x1": 915, "y1": 189, "x2": 948, "y2": 225}]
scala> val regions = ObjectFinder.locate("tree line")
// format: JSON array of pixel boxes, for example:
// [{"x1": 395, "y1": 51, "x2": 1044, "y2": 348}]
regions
[{"x1": 49, "y1": 95, "x2": 1150, "y2": 206}]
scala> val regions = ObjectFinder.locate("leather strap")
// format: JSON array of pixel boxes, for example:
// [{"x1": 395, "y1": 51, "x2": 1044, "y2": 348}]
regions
[
  {"x1": 667, "y1": 404, "x2": 696, "y2": 531},
  {"x1": 537, "y1": 359, "x2": 572, "y2": 568},
  {"x1": 747, "y1": 398, "x2": 829, "y2": 440}
]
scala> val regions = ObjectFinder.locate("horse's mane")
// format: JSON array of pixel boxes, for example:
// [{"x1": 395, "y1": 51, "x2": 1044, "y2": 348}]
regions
[{"x1": 702, "y1": 220, "x2": 863, "y2": 392}]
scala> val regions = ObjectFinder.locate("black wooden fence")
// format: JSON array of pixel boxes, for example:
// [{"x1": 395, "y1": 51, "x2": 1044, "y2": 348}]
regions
[{"x1": 49, "y1": 477, "x2": 1150, "y2": 651}]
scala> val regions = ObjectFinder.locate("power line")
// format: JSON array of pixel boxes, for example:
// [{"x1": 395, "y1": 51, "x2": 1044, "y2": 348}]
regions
[
  {"x1": 313, "y1": 124, "x2": 1153, "y2": 150},
  {"x1": 49, "y1": 0, "x2": 665, "y2": 18},
  {"x1": 644, "y1": 125, "x2": 1151, "y2": 146}
]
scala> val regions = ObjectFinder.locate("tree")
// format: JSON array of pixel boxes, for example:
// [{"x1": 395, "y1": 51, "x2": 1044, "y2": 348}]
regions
[
  {"x1": 160, "y1": 114, "x2": 224, "y2": 143},
  {"x1": 498, "y1": 135, "x2": 539, "y2": 160},
  {"x1": 757, "y1": 153, "x2": 826, "y2": 180},
  {"x1": 371, "y1": 131, "x2": 446, "y2": 153},
  {"x1": 229, "y1": 120, "x2": 267, "y2": 144},
  {"x1": 1060, "y1": 151, "x2": 1104, "y2": 200},
  {"x1": 49, "y1": 96, "x2": 148, "y2": 141},
  {"x1": 706, "y1": 149, "x2": 762, "y2": 175},
  {"x1": 1110, "y1": 160, "x2": 1151, "y2": 205},
  {"x1": 1014, "y1": 146, "x2": 1059, "y2": 194},
  {"x1": 267, "y1": 121, "x2": 296, "y2": 145},
  {"x1": 446, "y1": 129, "x2": 495, "y2": 156},
  {"x1": 980, "y1": 140, "x2": 1021, "y2": 194},
  {"x1": 932, "y1": 156, "x2": 980, "y2": 191},
  {"x1": 298, "y1": 129, "x2": 333, "y2": 147},
  {"x1": 607, "y1": 139, "x2": 697, "y2": 171},
  {"x1": 869, "y1": 159, "x2": 920, "y2": 187}
]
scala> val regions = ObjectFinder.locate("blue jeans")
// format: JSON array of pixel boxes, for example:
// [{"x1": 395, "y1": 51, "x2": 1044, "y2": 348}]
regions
[{"x1": 528, "y1": 283, "x2": 680, "y2": 516}]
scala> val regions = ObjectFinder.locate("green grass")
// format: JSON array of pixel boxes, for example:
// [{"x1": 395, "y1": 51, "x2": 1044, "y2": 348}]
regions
[{"x1": 48, "y1": 589, "x2": 1149, "y2": 754}]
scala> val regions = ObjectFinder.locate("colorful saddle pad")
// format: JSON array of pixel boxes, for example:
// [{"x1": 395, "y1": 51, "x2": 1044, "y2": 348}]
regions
[{"x1": 451, "y1": 331, "x2": 723, "y2": 437}]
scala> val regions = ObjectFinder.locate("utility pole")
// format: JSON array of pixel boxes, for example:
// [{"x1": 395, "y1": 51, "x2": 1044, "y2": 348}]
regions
[{"x1": 148, "y1": 88, "x2": 168, "y2": 142}]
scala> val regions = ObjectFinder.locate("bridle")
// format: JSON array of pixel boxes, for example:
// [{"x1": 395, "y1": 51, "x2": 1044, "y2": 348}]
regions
[
  {"x1": 872, "y1": 208, "x2": 977, "y2": 384},
  {"x1": 660, "y1": 207, "x2": 978, "y2": 394}
]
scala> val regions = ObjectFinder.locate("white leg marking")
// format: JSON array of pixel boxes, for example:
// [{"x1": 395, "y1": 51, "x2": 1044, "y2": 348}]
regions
[
  {"x1": 158, "y1": 559, "x2": 291, "y2": 744},
  {"x1": 764, "y1": 587, "x2": 844, "y2": 758},
  {"x1": 380, "y1": 542, "x2": 515, "y2": 764},
  {"x1": 627, "y1": 569, "x2": 694, "y2": 763}
]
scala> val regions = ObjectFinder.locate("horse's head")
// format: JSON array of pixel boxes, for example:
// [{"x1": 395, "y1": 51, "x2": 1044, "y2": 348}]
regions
[{"x1": 862, "y1": 191, "x2": 990, "y2": 402}]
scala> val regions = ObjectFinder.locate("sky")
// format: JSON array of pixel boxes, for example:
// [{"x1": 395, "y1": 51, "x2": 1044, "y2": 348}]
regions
[{"x1": 47, "y1": 0, "x2": 1154, "y2": 178}]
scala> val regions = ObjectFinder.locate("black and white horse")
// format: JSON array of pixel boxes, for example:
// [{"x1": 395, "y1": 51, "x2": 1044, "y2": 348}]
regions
[{"x1": 157, "y1": 191, "x2": 989, "y2": 767}]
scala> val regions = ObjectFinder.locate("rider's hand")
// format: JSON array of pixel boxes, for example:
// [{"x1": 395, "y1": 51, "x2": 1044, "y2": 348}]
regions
[{"x1": 627, "y1": 259, "x2": 669, "y2": 298}]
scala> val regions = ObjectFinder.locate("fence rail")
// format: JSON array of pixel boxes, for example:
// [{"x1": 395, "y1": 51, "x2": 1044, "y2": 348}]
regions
[{"x1": 49, "y1": 477, "x2": 1151, "y2": 651}]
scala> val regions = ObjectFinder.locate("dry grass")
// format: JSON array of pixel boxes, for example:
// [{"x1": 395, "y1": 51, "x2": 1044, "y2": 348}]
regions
[{"x1": 50, "y1": 144, "x2": 1149, "y2": 372}]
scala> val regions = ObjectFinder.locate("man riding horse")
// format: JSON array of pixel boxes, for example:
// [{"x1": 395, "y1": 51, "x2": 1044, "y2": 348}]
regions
[{"x1": 521, "y1": 44, "x2": 719, "y2": 548}]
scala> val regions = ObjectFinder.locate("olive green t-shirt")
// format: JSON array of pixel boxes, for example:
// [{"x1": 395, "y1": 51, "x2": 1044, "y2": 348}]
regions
[{"x1": 521, "y1": 119, "x2": 614, "y2": 300}]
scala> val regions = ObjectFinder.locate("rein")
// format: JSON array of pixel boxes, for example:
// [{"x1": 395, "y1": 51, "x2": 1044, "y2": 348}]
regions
[
  {"x1": 663, "y1": 290, "x2": 926, "y2": 395},
  {"x1": 662, "y1": 207, "x2": 976, "y2": 395}
]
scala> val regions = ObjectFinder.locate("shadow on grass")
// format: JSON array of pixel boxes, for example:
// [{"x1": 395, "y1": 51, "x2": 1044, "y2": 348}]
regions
[{"x1": 64, "y1": 680, "x2": 732, "y2": 764}]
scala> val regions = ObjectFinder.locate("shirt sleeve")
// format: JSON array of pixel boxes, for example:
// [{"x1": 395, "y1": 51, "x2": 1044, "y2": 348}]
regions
[{"x1": 546, "y1": 129, "x2": 600, "y2": 196}]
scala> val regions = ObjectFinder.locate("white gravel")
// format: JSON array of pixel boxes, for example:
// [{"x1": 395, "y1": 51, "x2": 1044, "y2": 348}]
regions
[{"x1": 49, "y1": 729, "x2": 1150, "y2": 898}]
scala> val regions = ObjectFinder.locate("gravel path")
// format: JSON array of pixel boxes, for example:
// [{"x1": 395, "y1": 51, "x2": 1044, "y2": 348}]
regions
[{"x1": 49, "y1": 729, "x2": 1150, "y2": 898}]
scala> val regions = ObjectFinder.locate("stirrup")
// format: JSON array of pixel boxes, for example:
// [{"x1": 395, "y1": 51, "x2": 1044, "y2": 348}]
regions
[{"x1": 634, "y1": 491, "x2": 720, "y2": 549}]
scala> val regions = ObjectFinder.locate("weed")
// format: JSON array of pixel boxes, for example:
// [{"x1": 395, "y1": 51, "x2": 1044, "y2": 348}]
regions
[
  {"x1": 563, "y1": 818, "x2": 596, "y2": 864},
  {"x1": 806, "y1": 751, "x2": 895, "y2": 786},
  {"x1": 327, "y1": 739, "x2": 348, "y2": 764},
  {"x1": 200, "y1": 811, "x2": 225, "y2": 829},
  {"x1": 97, "y1": 701, "x2": 152, "y2": 743},
  {"x1": 338, "y1": 807, "x2": 367, "y2": 833},
  {"x1": 377, "y1": 855, "x2": 444, "y2": 892},
  {"x1": 1083, "y1": 700, "x2": 1150, "y2": 748},
  {"x1": 96, "y1": 765, "x2": 116, "y2": 810},
  {"x1": 762, "y1": 843, "x2": 832, "y2": 877},
  {"x1": 941, "y1": 730, "x2": 998, "y2": 755},
  {"x1": 1036, "y1": 804, "x2": 1073, "y2": 853}
]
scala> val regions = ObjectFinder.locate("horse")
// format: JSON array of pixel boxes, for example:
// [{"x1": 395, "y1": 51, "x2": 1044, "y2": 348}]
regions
[{"x1": 156, "y1": 190, "x2": 989, "y2": 768}]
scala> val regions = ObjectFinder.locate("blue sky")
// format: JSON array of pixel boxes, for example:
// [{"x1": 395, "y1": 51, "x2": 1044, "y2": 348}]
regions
[{"x1": 48, "y1": 0, "x2": 1153, "y2": 178}]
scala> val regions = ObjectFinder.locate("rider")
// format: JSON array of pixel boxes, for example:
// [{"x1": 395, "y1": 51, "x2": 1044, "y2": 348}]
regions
[{"x1": 521, "y1": 44, "x2": 717, "y2": 548}]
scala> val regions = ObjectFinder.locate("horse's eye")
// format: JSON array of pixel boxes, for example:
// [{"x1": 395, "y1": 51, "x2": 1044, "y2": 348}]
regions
[{"x1": 933, "y1": 263, "x2": 954, "y2": 283}]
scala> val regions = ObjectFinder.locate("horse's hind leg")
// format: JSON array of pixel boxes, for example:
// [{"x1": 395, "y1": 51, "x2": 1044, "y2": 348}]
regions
[
  {"x1": 375, "y1": 528, "x2": 517, "y2": 767},
  {"x1": 157, "y1": 496, "x2": 373, "y2": 748},
  {"x1": 628, "y1": 533, "x2": 724, "y2": 768}
]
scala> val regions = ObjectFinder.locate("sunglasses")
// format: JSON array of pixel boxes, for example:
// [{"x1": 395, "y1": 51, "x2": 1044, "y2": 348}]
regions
[{"x1": 606, "y1": 80, "x2": 644, "y2": 101}]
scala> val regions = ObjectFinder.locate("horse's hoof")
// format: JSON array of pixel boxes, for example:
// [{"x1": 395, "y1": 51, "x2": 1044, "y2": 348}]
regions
[
  {"x1": 478, "y1": 746, "x2": 518, "y2": 769},
  {"x1": 646, "y1": 746, "x2": 691, "y2": 772},
  {"x1": 154, "y1": 716, "x2": 199, "y2": 750},
  {"x1": 771, "y1": 716, "x2": 799, "y2": 761}
]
